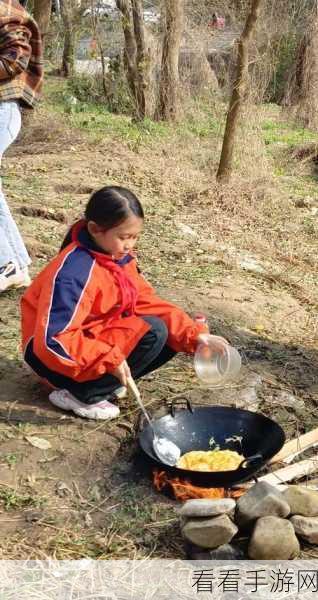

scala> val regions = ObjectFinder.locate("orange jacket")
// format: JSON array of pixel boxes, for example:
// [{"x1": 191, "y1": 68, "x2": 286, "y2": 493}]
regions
[{"x1": 21, "y1": 226, "x2": 204, "y2": 383}]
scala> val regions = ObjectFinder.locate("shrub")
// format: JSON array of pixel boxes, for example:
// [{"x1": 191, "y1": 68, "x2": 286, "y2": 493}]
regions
[
  {"x1": 66, "y1": 59, "x2": 135, "y2": 114},
  {"x1": 267, "y1": 33, "x2": 298, "y2": 104}
]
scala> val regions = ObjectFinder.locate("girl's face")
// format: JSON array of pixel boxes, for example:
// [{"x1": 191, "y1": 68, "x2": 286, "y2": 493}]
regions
[{"x1": 88, "y1": 215, "x2": 143, "y2": 259}]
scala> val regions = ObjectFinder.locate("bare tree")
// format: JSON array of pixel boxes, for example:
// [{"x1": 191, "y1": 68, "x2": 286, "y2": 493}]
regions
[
  {"x1": 33, "y1": 0, "x2": 52, "y2": 43},
  {"x1": 116, "y1": 0, "x2": 149, "y2": 119},
  {"x1": 88, "y1": 4, "x2": 109, "y2": 101},
  {"x1": 60, "y1": 0, "x2": 89, "y2": 77},
  {"x1": 284, "y1": 7, "x2": 318, "y2": 130},
  {"x1": 116, "y1": 1, "x2": 138, "y2": 103},
  {"x1": 131, "y1": 0, "x2": 150, "y2": 118},
  {"x1": 217, "y1": 0, "x2": 263, "y2": 182},
  {"x1": 156, "y1": 0, "x2": 184, "y2": 121},
  {"x1": 60, "y1": 0, "x2": 75, "y2": 77}
]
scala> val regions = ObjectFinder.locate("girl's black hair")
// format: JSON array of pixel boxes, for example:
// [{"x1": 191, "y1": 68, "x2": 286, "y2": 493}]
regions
[{"x1": 60, "y1": 186, "x2": 144, "y2": 250}]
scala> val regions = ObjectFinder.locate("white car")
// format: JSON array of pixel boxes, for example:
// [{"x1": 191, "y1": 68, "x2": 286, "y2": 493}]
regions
[
  {"x1": 83, "y1": 2, "x2": 117, "y2": 18},
  {"x1": 84, "y1": 3, "x2": 160, "y2": 23}
]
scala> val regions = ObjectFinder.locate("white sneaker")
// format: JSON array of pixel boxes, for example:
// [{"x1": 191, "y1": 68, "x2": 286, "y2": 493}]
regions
[
  {"x1": 49, "y1": 389, "x2": 120, "y2": 420},
  {"x1": 0, "y1": 261, "x2": 31, "y2": 292}
]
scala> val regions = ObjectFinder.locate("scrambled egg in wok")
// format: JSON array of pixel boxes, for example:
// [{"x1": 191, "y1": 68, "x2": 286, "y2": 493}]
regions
[{"x1": 176, "y1": 449, "x2": 244, "y2": 472}]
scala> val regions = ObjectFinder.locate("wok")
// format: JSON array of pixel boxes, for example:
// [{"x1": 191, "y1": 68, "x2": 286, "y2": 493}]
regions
[{"x1": 139, "y1": 401, "x2": 285, "y2": 487}]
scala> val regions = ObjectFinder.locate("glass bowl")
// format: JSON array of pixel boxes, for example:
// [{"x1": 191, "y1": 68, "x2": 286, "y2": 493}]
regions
[{"x1": 194, "y1": 342, "x2": 241, "y2": 385}]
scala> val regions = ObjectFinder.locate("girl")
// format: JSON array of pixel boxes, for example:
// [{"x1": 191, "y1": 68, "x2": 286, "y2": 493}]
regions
[{"x1": 21, "y1": 186, "x2": 228, "y2": 420}]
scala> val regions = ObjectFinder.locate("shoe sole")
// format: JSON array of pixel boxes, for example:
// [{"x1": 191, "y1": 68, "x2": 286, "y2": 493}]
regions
[
  {"x1": 0, "y1": 275, "x2": 31, "y2": 292},
  {"x1": 49, "y1": 392, "x2": 120, "y2": 421}
]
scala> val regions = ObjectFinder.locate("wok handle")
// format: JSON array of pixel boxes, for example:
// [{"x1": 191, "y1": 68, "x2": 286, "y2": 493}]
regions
[
  {"x1": 239, "y1": 453, "x2": 263, "y2": 470},
  {"x1": 170, "y1": 397, "x2": 194, "y2": 418}
]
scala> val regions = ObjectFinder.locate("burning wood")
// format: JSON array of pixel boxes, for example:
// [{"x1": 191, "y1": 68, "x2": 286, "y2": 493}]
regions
[{"x1": 153, "y1": 470, "x2": 245, "y2": 501}]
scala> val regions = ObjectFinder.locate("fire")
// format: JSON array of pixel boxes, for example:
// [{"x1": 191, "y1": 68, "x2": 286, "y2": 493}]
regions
[{"x1": 153, "y1": 470, "x2": 245, "y2": 502}]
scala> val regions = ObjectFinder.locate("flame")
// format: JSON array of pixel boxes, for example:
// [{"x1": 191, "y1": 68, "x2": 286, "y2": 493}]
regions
[{"x1": 153, "y1": 470, "x2": 245, "y2": 501}]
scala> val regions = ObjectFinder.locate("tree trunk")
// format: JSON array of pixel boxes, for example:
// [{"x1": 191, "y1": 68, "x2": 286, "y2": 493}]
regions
[
  {"x1": 60, "y1": 0, "x2": 75, "y2": 77},
  {"x1": 33, "y1": 0, "x2": 52, "y2": 43},
  {"x1": 89, "y1": 4, "x2": 109, "y2": 101},
  {"x1": 116, "y1": 1, "x2": 138, "y2": 105},
  {"x1": 156, "y1": 0, "x2": 184, "y2": 121},
  {"x1": 283, "y1": 13, "x2": 318, "y2": 130},
  {"x1": 131, "y1": 0, "x2": 150, "y2": 118},
  {"x1": 216, "y1": 0, "x2": 263, "y2": 182}
]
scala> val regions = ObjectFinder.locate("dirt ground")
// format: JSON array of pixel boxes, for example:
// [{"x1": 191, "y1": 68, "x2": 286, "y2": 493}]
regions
[{"x1": 0, "y1": 94, "x2": 317, "y2": 559}]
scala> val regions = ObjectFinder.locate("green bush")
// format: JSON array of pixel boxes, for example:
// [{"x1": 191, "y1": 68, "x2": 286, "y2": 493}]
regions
[
  {"x1": 67, "y1": 73, "x2": 105, "y2": 105},
  {"x1": 267, "y1": 33, "x2": 298, "y2": 104},
  {"x1": 66, "y1": 61, "x2": 134, "y2": 115}
]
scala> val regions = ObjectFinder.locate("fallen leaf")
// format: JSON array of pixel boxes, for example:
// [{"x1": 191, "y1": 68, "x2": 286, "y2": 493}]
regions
[{"x1": 25, "y1": 436, "x2": 52, "y2": 450}]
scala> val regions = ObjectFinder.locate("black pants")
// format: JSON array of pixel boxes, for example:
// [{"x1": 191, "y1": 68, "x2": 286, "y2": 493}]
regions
[{"x1": 25, "y1": 317, "x2": 176, "y2": 404}]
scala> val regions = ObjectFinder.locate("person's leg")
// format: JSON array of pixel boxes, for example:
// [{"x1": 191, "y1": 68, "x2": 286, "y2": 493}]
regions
[
  {"x1": 134, "y1": 344, "x2": 176, "y2": 378},
  {"x1": 0, "y1": 101, "x2": 31, "y2": 286},
  {"x1": 25, "y1": 317, "x2": 174, "y2": 417},
  {"x1": 126, "y1": 316, "x2": 170, "y2": 378},
  {"x1": 57, "y1": 316, "x2": 170, "y2": 403},
  {"x1": 24, "y1": 338, "x2": 120, "y2": 420}
]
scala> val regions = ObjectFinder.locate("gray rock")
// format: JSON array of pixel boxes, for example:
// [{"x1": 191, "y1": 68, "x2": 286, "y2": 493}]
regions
[
  {"x1": 24, "y1": 510, "x2": 43, "y2": 523},
  {"x1": 208, "y1": 543, "x2": 245, "y2": 560},
  {"x1": 290, "y1": 515, "x2": 318, "y2": 544},
  {"x1": 283, "y1": 486, "x2": 318, "y2": 517},
  {"x1": 178, "y1": 498, "x2": 236, "y2": 518},
  {"x1": 248, "y1": 516, "x2": 300, "y2": 560},
  {"x1": 176, "y1": 222, "x2": 197, "y2": 237},
  {"x1": 182, "y1": 514, "x2": 238, "y2": 549},
  {"x1": 235, "y1": 481, "x2": 290, "y2": 528},
  {"x1": 186, "y1": 542, "x2": 245, "y2": 560},
  {"x1": 239, "y1": 257, "x2": 265, "y2": 274}
]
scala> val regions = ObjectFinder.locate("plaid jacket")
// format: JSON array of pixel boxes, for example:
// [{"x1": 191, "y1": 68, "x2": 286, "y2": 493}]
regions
[{"x1": 0, "y1": 0, "x2": 43, "y2": 107}]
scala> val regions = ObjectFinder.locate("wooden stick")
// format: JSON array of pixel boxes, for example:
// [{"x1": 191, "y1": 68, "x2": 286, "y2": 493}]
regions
[
  {"x1": 237, "y1": 455, "x2": 318, "y2": 490},
  {"x1": 269, "y1": 428, "x2": 318, "y2": 465},
  {"x1": 259, "y1": 457, "x2": 318, "y2": 486}
]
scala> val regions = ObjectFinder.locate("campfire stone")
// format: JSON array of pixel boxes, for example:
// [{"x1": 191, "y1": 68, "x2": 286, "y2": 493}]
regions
[
  {"x1": 186, "y1": 542, "x2": 245, "y2": 561},
  {"x1": 178, "y1": 498, "x2": 236, "y2": 518},
  {"x1": 182, "y1": 514, "x2": 238, "y2": 549},
  {"x1": 206, "y1": 543, "x2": 245, "y2": 560},
  {"x1": 290, "y1": 515, "x2": 318, "y2": 544},
  {"x1": 248, "y1": 516, "x2": 300, "y2": 560},
  {"x1": 282, "y1": 485, "x2": 318, "y2": 517},
  {"x1": 235, "y1": 481, "x2": 290, "y2": 528}
]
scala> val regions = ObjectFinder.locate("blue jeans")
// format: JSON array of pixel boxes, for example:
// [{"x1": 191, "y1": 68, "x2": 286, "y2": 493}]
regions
[
  {"x1": 0, "y1": 101, "x2": 31, "y2": 270},
  {"x1": 25, "y1": 316, "x2": 176, "y2": 403}
]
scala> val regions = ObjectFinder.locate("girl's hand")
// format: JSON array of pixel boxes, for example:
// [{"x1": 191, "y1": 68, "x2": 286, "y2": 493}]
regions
[
  {"x1": 196, "y1": 333, "x2": 229, "y2": 356},
  {"x1": 113, "y1": 360, "x2": 131, "y2": 386}
]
